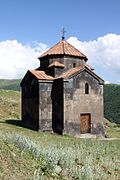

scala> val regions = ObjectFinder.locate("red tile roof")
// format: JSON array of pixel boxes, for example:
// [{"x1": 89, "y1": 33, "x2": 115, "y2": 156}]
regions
[
  {"x1": 59, "y1": 66, "x2": 84, "y2": 79},
  {"x1": 58, "y1": 65, "x2": 104, "y2": 83},
  {"x1": 28, "y1": 62, "x2": 102, "y2": 82},
  {"x1": 39, "y1": 39, "x2": 88, "y2": 60},
  {"x1": 48, "y1": 61, "x2": 64, "y2": 68},
  {"x1": 29, "y1": 70, "x2": 54, "y2": 80},
  {"x1": 29, "y1": 65, "x2": 94, "y2": 80}
]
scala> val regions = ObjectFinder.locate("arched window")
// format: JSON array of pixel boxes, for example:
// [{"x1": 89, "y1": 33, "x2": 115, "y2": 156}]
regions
[
  {"x1": 85, "y1": 83, "x2": 89, "y2": 94},
  {"x1": 73, "y1": 63, "x2": 76, "y2": 67}
]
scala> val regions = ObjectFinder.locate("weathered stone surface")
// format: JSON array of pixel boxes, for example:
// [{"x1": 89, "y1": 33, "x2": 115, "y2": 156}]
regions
[
  {"x1": 63, "y1": 71, "x2": 104, "y2": 135},
  {"x1": 39, "y1": 82, "x2": 53, "y2": 131}
]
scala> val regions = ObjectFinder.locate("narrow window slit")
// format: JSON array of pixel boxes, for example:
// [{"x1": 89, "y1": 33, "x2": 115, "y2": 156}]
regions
[
  {"x1": 85, "y1": 83, "x2": 89, "y2": 94},
  {"x1": 73, "y1": 63, "x2": 76, "y2": 67}
]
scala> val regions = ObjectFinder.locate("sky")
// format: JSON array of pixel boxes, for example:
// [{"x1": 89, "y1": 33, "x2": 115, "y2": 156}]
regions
[{"x1": 0, "y1": 0, "x2": 120, "y2": 83}]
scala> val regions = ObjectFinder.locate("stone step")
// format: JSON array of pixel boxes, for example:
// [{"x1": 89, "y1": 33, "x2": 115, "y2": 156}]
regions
[{"x1": 76, "y1": 133, "x2": 97, "y2": 138}]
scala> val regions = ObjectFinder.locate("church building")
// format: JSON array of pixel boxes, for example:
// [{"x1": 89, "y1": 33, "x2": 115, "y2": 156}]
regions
[{"x1": 21, "y1": 34, "x2": 104, "y2": 136}]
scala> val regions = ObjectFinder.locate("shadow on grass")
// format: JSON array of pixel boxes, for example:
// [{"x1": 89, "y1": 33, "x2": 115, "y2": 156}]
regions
[
  {"x1": 5, "y1": 119, "x2": 37, "y2": 131},
  {"x1": 5, "y1": 119, "x2": 24, "y2": 127}
]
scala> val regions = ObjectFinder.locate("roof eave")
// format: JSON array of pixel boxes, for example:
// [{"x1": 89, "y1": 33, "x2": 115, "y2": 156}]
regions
[
  {"x1": 84, "y1": 67, "x2": 105, "y2": 84},
  {"x1": 38, "y1": 80, "x2": 54, "y2": 83},
  {"x1": 60, "y1": 67, "x2": 104, "y2": 84},
  {"x1": 38, "y1": 54, "x2": 88, "y2": 61}
]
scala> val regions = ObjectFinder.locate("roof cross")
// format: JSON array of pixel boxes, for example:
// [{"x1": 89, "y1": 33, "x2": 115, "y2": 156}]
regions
[{"x1": 61, "y1": 28, "x2": 66, "y2": 40}]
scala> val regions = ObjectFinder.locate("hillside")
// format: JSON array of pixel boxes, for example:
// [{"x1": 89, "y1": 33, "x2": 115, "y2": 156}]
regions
[
  {"x1": 0, "y1": 79, "x2": 21, "y2": 91},
  {"x1": 0, "y1": 90, "x2": 21, "y2": 120},
  {"x1": 104, "y1": 84, "x2": 120, "y2": 124}
]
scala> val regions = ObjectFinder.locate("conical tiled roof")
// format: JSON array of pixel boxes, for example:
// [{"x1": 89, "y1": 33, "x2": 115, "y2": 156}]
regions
[{"x1": 38, "y1": 39, "x2": 88, "y2": 61}]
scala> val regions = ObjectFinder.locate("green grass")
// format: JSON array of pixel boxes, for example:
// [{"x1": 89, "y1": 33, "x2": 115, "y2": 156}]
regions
[
  {"x1": 0, "y1": 88, "x2": 120, "y2": 179},
  {"x1": 0, "y1": 138, "x2": 40, "y2": 179},
  {"x1": 104, "y1": 119, "x2": 120, "y2": 138},
  {"x1": 0, "y1": 121, "x2": 120, "y2": 179},
  {"x1": 0, "y1": 89, "x2": 20, "y2": 120}
]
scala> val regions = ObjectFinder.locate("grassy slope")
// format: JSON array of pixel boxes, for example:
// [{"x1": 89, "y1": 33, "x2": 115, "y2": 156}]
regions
[
  {"x1": 0, "y1": 137, "x2": 40, "y2": 179},
  {"x1": 0, "y1": 121, "x2": 120, "y2": 179},
  {"x1": 0, "y1": 90, "x2": 20, "y2": 120},
  {"x1": 0, "y1": 82, "x2": 120, "y2": 179}
]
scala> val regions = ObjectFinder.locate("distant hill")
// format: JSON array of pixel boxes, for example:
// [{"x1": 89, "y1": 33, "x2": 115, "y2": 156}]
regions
[
  {"x1": 104, "y1": 84, "x2": 120, "y2": 124},
  {"x1": 0, "y1": 79, "x2": 21, "y2": 91}
]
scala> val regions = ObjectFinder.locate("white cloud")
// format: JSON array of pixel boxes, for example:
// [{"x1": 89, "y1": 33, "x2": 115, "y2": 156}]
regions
[
  {"x1": 67, "y1": 34, "x2": 120, "y2": 82},
  {"x1": 0, "y1": 34, "x2": 120, "y2": 83},
  {"x1": 0, "y1": 40, "x2": 47, "y2": 79},
  {"x1": 116, "y1": 80, "x2": 120, "y2": 84},
  {"x1": 105, "y1": 81, "x2": 110, "y2": 84}
]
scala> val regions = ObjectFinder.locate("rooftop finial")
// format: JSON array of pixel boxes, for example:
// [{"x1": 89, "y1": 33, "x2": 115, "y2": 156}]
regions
[{"x1": 61, "y1": 28, "x2": 66, "y2": 40}]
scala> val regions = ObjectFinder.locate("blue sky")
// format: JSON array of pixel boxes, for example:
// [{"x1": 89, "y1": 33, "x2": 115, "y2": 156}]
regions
[{"x1": 0, "y1": 0, "x2": 120, "y2": 83}]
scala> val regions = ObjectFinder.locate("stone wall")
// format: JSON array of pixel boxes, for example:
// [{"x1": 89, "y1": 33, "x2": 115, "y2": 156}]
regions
[
  {"x1": 21, "y1": 76, "x2": 39, "y2": 130},
  {"x1": 62, "y1": 57, "x2": 85, "y2": 71},
  {"x1": 39, "y1": 81, "x2": 53, "y2": 131},
  {"x1": 40, "y1": 56, "x2": 86, "y2": 77},
  {"x1": 64, "y1": 70, "x2": 104, "y2": 136}
]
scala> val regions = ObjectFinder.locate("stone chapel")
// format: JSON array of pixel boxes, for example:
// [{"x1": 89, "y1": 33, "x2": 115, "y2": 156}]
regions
[{"x1": 21, "y1": 35, "x2": 104, "y2": 136}]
